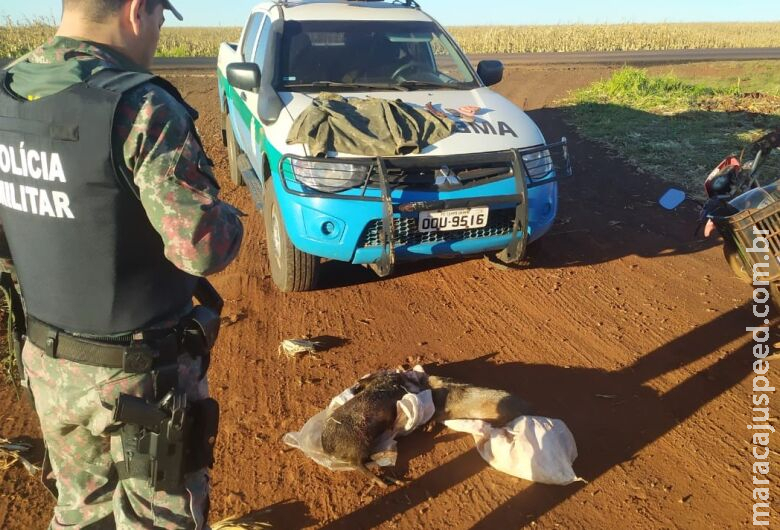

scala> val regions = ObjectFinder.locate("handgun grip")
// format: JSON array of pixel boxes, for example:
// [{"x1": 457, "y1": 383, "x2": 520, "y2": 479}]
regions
[{"x1": 113, "y1": 394, "x2": 168, "y2": 432}]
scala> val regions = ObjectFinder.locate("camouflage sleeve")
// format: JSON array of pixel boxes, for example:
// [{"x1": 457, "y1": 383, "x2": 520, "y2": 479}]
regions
[{"x1": 114, "y1": 84, "x2": 244, "y2": 277}]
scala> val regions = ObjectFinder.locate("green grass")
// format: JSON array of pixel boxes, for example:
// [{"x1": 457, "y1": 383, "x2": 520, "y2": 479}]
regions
[
  {"x1": 647, "y1": 61, "x2": 780, "y2": 98},
  {"x1": 562, "y1": 67, "x2": 780, "y2": 192},
  {"x1": 573, "y1": 68, "x2": 730, "y2": 111}
]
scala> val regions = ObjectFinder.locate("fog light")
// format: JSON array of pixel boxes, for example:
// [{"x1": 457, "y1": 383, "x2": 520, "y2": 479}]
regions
[{"x1": 322, "y1": 221, "x2": 336, "y2": 235}]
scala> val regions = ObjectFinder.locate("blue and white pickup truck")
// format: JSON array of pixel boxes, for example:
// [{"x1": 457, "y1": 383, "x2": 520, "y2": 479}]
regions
[{"x1": 217, "y1": 0, "x2": 572, "y2": 291}]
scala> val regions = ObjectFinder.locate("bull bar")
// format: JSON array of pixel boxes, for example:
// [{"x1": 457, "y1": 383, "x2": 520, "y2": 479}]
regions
[{"x1": 278, "y1": 138, "x2": 573, "y2": 276}]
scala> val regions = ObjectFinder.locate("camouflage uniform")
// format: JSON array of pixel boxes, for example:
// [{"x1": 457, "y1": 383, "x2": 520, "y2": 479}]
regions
[
  {"x1": 8, "y1": 37, "x2": 243, "y2": 277},
  {"x1": 23, "y1": 343, "x2": 210, "y2": 529},
  {"x1": 4, "y1": 37, "x2": 244, "y2": 529}
]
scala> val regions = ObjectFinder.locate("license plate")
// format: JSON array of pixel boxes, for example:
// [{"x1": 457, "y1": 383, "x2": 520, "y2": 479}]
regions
[{"x1": 418, "y1": 207, "x2": 489, "y2": 233}]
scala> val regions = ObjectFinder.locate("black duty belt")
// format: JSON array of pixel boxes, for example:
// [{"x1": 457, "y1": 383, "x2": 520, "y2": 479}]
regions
[{"x1": 26, "y1": 316, "x2": 180, "y2": 373}]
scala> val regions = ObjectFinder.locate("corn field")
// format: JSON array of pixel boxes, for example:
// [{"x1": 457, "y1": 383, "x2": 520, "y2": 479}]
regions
[
  {"x1": 447, "y1": 23, "x2": 780, "y2": 54},
  {"x1": 0, "y1": 17, "x2": 55, "y2": 59},
  {"x1": 2, "y1": 19, "x2": 780, "y2": 59}
]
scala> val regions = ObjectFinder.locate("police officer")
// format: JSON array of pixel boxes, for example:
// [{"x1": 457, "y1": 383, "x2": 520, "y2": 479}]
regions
[{"x1": 0, "y1": 0, "x2": 243, "y2": 528}]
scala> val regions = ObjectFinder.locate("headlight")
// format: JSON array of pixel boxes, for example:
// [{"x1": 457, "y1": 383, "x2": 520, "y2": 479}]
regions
[
  {"x1": 522, "y1": 149, "x2": 553, "y2": 180},
  {"x1": 290, "y1": 159, "x2": 369, "y2": 193}
]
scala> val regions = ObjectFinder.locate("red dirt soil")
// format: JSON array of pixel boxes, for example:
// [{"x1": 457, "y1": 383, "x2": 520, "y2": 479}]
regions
[{"x1": 0, "y1": 63, "x2": 777, "y2": 529}]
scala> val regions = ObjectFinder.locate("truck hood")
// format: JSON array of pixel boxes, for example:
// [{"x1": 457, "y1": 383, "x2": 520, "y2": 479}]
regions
[{"x1": 272, "y1": 88, "x2": 546, "y2": 158}]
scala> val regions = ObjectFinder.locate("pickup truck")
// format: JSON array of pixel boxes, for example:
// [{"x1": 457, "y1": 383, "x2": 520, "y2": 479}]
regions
[{"x1": 217, "y1": 0, "x2": 572, "y2": 292}]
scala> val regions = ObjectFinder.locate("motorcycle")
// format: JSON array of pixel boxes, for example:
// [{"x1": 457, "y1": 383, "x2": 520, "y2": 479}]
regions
[{"x1": 660, "y1": 131, "x2": 780, "y2": 309}]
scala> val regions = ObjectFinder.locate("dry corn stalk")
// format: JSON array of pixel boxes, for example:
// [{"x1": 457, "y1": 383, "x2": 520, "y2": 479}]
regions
[{"x1": 0, "y1": 437, "x2": 37, "y2": 474}]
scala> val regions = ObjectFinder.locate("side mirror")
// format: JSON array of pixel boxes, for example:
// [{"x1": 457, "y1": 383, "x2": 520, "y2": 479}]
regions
[
  {"x1": 477, "y1": 60, "x2": 504, "y2": 87},
  {"x1": 227, "y1": 62, "x2": 261, "y2": 92},
  {"x1": 659, "y1": 188, "x2": 687, "y2": 210}
]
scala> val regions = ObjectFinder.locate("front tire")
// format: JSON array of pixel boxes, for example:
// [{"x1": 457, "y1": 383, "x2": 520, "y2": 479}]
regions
[
  {"x1": 224, "y1": 112, "x2": 243, "y2": 186},
  {"x1": 263, "y1": 182, "x2": 320, "y2": 292}
]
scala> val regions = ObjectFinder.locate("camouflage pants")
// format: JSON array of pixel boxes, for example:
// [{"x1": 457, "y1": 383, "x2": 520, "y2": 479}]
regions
[{"x1": 22, "y1": 340, "x2": 211, "y2": 529}]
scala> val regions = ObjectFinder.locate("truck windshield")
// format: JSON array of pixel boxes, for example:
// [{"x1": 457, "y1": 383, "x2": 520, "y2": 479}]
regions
[{"x1": 278, "y1": 20, "x2": 480, "y2": 91}]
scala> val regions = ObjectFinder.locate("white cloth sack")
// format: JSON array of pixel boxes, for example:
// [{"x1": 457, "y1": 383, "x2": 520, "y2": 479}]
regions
[
  {"x1": 444, "y1": 416, "x2": 585, "y2": 485},
  {"x1": 283, "y1": 374, "x2": 435, "y2": 471}
]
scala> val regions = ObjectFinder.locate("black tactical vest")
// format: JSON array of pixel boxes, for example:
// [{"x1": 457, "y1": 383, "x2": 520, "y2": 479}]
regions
[{"x1": 0, "y1": 69, "x2": 198, "y2": 335}]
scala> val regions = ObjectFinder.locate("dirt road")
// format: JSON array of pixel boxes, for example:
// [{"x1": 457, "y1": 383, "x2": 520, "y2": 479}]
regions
[{"x1": 0, "y1": 63, "x2": 777, "y2": 529}]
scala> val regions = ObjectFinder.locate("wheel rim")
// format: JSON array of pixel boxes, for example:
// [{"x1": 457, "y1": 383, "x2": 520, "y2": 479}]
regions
[{"x1": 271, "y1": 204, "x2": 283, "y2": 270}]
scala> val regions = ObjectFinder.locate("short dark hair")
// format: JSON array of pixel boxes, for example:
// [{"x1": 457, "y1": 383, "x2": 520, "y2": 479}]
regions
[{"x1": 62, "y1": 0, "x2": 162, "y2": 23}]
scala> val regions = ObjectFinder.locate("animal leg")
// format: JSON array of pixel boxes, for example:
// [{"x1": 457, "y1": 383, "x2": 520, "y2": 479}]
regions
[
  {"x1": 382, "y1": 472, "x2": 407, "y2": 487},
  {"x1": 356, "y1": 462, "x2": 388, "y2": 489}
]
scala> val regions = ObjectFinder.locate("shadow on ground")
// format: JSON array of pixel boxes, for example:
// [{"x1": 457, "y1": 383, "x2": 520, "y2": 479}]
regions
[{"x1": 213, "y1": 499, "x2": 317, "y2": 529}]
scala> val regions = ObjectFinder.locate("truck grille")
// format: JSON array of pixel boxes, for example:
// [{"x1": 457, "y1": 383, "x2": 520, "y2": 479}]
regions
[
  {"x1": 368, "y1": 163, "x2": 512, "y2": 191},
  {"x1": 359, "y1": 209, "x2": 518, "y2": 248}
]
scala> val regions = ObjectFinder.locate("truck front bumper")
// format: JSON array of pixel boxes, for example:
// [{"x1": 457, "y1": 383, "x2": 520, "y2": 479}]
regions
[{"x1": 274, "y1": 141, "x2": 572, "y2": 272}]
